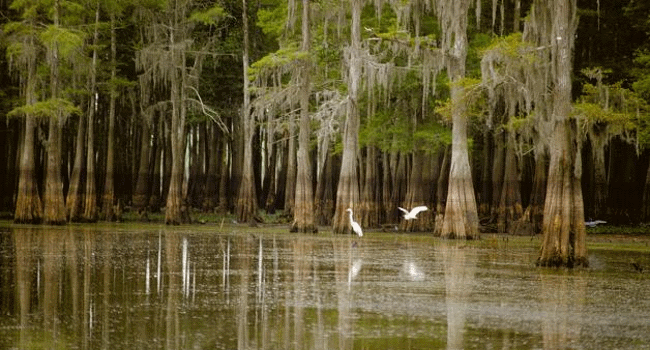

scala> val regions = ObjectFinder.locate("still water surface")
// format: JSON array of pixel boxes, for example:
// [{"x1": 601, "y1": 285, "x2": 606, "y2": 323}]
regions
[{"x1": 0, "y1": 225, "x2": 649, "y2": 349}]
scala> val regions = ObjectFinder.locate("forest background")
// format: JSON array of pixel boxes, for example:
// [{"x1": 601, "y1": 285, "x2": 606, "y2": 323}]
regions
[{"x1": 1, "y1": 0, "x2": 650, "y2": 264}]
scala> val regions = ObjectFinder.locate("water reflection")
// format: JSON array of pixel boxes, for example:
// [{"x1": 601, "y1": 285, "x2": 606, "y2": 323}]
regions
[
  {"x1": 440, "y1": 243, "x2": 476, "y2": 350},
  {"x1": 1, "y1": 226, "x2": 649, "y2": 349},
  {"x1": 539, "y1": 273, "x2": 585, "y2": 350}
]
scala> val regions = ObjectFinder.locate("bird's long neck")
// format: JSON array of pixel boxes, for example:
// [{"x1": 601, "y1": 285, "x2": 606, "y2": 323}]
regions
[{"x1": 348, "y1": 211, "x2": 354, "y2": 222}]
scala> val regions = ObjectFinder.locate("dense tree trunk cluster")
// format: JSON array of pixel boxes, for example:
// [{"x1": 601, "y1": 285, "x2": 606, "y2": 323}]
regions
[{"x1": 1, "y1": 0, "x2": 650, "y2": 268}]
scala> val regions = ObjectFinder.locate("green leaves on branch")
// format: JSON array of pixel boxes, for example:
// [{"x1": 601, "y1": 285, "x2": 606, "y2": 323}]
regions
[
  {"x1": 360, "y1": 110, "x2": 451, "y2": 154},
  {"x1": 249, "y1": 44, "x2": 309, "y2": 82},
  {"x1": 8, "y1": 98, "x2": 81, "y2": 120},
  {"x1": 257, "y1": 0, "x2": 287, "y2": 38},
  {"x1": 190, "y1": 5, "x2": 228, "y2": 26},
  {"x1": 40, "y1": 25, "x2": 84, "y2": 58}
]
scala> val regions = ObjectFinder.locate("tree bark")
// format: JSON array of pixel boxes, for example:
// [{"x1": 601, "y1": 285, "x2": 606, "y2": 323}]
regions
[
  {"x1": 315, "y1": 147, "x2": 335, "y2": 225},
  {"x1": 360, "y1": 146, "x2": 382, "y2": 229},
  {"x1": 82, "y1": 1, "x2": 101, "y2": 223},
  {"x1": 101, "y1": 13, "x2": 118, "y2": 221},
  {"x1": 477, "y1": 130, "x2": 493, "y2": 217},
  {"x1": 204, "y1": 124, "x2": 219, "y2": 212},
  {"x1": 490, "y1": 132, "x2": 505, "y2": 222},
  {"x1": 437, "y1": 0, "x2": 479, "y2": 239},
  {"x1": 165, "y1": 2, "x2": 190, "y2": 224},
  {"x1": 291, "y1": 0, "x2": 317, "y2": 233},
  {"x1": 14, "y1": 116, "x2": 42, "y2": 223},
  {"x1": 284, "y1": 113, "x2": 297, "y2": 214},
  {"x1": 66, "y1": 112, "x2": 85, "y2": 221},
  {"x1": 401, "y1": 151, "x2": 432, "y2": 232},
  {"x1": 538, "y1": 0, "x2": 587, "y2": 267},
  {"x1": 235, "y1": 0, "x2": 258, "y2": 223},
  {"x1": 332, "y1": 0, "x2": 362, "y2": 233},
  {"x1": 496, "y1": 134, "x2": 523, "y2": 233},
  {"x1": 43, "y1": 0, "x2": 67, "y2": 225},
  {"x1": 513, "y1": 149, "x2": 546, "y2": 235},
  {"x1": 133, "y1": 118, "x2": 151, "y2": 218}
]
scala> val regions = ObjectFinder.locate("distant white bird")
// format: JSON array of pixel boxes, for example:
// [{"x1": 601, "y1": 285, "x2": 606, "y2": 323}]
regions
[
  {"x1": 346, "y1": 208, "x2": 363, "y2": 237},
  {"x1": 398, "y1": 206, "x2": 429, "y2": 220},
  {"x1": 585, "y1": 220, "x2": 607, "y2": 227}
]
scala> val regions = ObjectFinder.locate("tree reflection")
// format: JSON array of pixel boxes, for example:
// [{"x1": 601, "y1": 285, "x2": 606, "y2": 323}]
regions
[
  {"x1": 333, "y1": 238, "x2": 355, "y2": 350},
  {"x1": 539, "y1": 272, "x2": 585, "y2": 349},
  {"x1": 440, "y1": 242, "x2": 476, "y2": 350}
]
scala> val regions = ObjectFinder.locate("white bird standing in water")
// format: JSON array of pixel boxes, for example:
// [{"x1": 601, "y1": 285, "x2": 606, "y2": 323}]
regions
[
  {"x1": 346, "y1": 208, "x2": 363, "y2": 237},
  {"x1": 398, "y1": 206, "x2": 428, "y2": 220}
]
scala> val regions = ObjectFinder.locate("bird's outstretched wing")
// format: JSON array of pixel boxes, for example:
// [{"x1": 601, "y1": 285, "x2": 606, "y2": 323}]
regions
[
  {"x1": 398, "y1": 207, "x2": 409, "y2": 215},
  {"x1": 410, "y1": 206, "x2": 428, "y2": 216}
]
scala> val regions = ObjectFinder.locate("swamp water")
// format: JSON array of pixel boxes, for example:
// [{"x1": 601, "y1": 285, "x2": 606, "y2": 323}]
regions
[{"x1": 0, "y1": 225, "x2": 649, "y2": 349}]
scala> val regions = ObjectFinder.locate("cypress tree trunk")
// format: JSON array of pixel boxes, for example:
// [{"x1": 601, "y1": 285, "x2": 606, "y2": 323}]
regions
[
  {"x1": 14, "y1": 116, "x2": 42, "y2": 223},
  {"x1": 217, "y1": 136, "x2": 230, "y2": 213},
  {"x1": 291, "y1": 0, "x2": 317, "y2": 233},
  {"x1": 235, "y1": 0, "x2": 258, "y2": 223},
  {"x1": 66, "y1": 114, "x2": 85, "y2": 221},
  {"x1": 43, "y1": 119, "x2": 67, "y2": 225},
  {"x1": 436, "y1": 0, "x2": 479, "y2": 239},
  {"x1": 284, "y1": 113, "x2": 297, "y2": 214},
  {"x1": 13, "y1": 0, "x2": 42, "y2": 224},
  {"x1": 82, "y1": 1, "x2": 100, "y2": 223},
  {"x1": 381, "y1": 152, "x2": 393, "y2": 224},
  {"x1": 149, "y1": 115, "x2": 163, "y2": 212},
  {"x1": 133, "y1": 120, "x2": 151, "y2": 218},
  {"x1": 165, "y1": 3, "x2": 190, "y2": 225},
  {"x1": 263, "y1": 140, "x2": 277, "y2": 213},
  {"x1": 360, "y1": 146, "x2": 381, "y2": 229},
  {"x1": 315, "y1": 148, "x2": 334, "y2": 225},
  {"x1": 332, "y1": 0, "x2": 362, "y2": 233},
  {"x1": 478, "y1": 130, "x2": 493, "y2": 217},
  {"x1": 434, "y1": 146, "x2": 450, "y2": 235},
  {"x1": 204, "y1": 124, "x2": 219, "y2": 212},
  {"x1": 43, "y1": 0, "x2": 66, "y2": 225},
  {"x1": 538, "y1": 0, "x2": 587, "y2": 267},
  {"x1": 496, "y1": 134, "x2": 523, "y2": 233},
  {"x1": 539, "y1": 121, "x2": 587, "y2": 267},
  {"x1": 401, "y1": 151, "x2": 432, "y2": 232},
  {"x1": 389, "y1": 152, "x2": 407, "y2": 224},
  {"x1": 100, "y1": 13, "x2": 117, "y2": 222},
  {"x1": 590, "y1": 132, "x2": 608, "y2": 220},
  {"x1": 513, "y1": 149, "x2": 546, "y2": 235},
  {"x1": 490, "y1": 132, "x2": 505, "y2": 222}
]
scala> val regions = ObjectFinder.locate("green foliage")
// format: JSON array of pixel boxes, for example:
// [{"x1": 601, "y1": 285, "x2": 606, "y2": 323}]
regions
[
  {"x1": 40, "y1": 25, "x2": 85, "y2": 58},
  {"x1": 435, "y1": 77, "x2": 484, "y2": 122},
  {"x1": 190, "y1": 4, "x2": 228, "y2": 26},
  {"x1": 573, "y1": 102, "x2": 631, "y2": 127},
  {"x1": 577, "y1": 69, "x2": 650, "y2": 148},
  {"x1": 360, "y1": 108, "x2": 451, "y2": 154},
  {"x1": 412, "y1": 121, "x2": 451, "y2": 151},
  {"x1": 632, "y1": 50, "x2": 650, "y2": 101},
  {"x1": 481, "y1": 32, "x2": 538, "y2": 66},
  {"x1": 256, "y1": 0, "x2": 287, "y2": 38},
  {"x1": 249, "y1": 43, "x2": 308, "y2": 80},
  {"x1": 466, "y1": 33, "x2": 493, "y2": 78},
  {"x1": 7, "y1": 98, "x2": 81, "y2": 120}
]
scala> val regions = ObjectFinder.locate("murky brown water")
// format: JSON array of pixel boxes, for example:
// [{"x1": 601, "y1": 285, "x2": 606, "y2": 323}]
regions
[{"x1": 1, "y1": 225, "x2": 649, "y2": 349}]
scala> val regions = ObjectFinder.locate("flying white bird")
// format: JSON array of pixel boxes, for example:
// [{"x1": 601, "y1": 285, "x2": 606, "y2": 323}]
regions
[
  {"x1": 585, "y1": 220, "x2": 607, "y2": 227},
  {"x1": 346, "y1": 208, "x2": 363, "y2": 237},
  {"x1": 398, "y1": 206, "x2": 429, "y2": 220}
]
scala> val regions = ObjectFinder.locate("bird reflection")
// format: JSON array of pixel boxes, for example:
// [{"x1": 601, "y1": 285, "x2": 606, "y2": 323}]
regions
[
  {"x1": 402, "y1": 260, "x2": 425, "y2": 281},
  {"x1": 348, "y1": 259, "x2": 363, "y2": 287}
]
